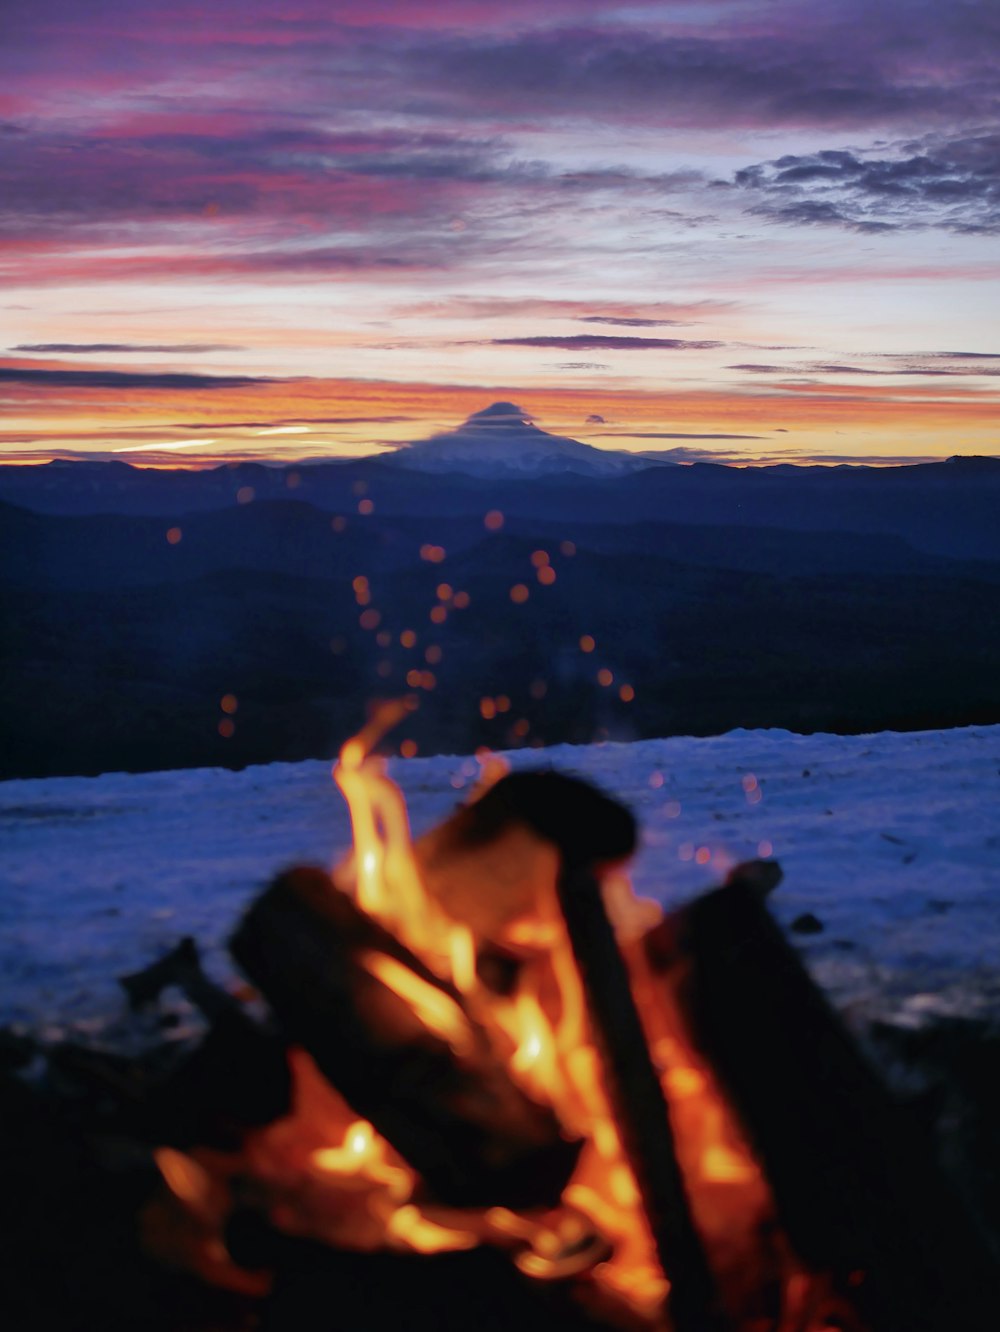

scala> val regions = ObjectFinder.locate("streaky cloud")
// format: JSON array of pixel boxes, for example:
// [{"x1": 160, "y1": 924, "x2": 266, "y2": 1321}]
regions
[
  {"x1": 492, "y1": 335, "x2": 723, "y2": 351},
  {"x1": 113, "y1": 439, "x2": 219, "y2": 452},
  {"x1": 170, "y1": 416, "x2": 417, "y2": 429},
  {"x1": 0, "y1": 367, "x2": 272, "y2": 389},
  {"x1": 12, "y1": 342, "x2": 242, "y2": 354},
  {"x1": 599, "y1": 431, "x2": 768, "y2": 440},
  {"x1": 928, "y1": 351, "x2": 1000, "y2": 360},
  {"x1": 729, "y1": 361, "x2": 1000, "y2": 378},
  {"x1": 408, "y1": 12, "x2": 1000, "y2": 130},
  {"x1": 579, "y1": 316, "x2": 684, "y2": 328}
]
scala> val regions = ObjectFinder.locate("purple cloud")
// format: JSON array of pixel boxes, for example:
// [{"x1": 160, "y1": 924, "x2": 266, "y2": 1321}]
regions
[
  {"x1": 600, "y1": 432, "x2": 767, "y2": 440},
  {"x1": 580, "y1": 316, "x2": 685, "y2": 327},
  {"x1": 0, "y1": 123, "x2": 506, "y2": 236},
  {"x1": 729, "y1": 359, "x2": 1000, "y2": 377},
  {"x1": 0, "y1": 367, "x2": 271, "y2": 389},
  {"x1": 492, "y1": 335, "x2": 723, "y2": 351},
  {"x1": 12, "y1": 343, "x2": 240, "y2": 353},
  {"x1": 397, "y1": 5, "x2": 1000, "y2": 130},
  {"x1": 735, "y1": 132, "x2": 1000, "y2": 233}
]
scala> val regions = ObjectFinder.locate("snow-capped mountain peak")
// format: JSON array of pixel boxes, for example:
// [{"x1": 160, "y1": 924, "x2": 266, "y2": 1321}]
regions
[{"x1": 383, "y1": 401, "x2": 656, "y2": 477}]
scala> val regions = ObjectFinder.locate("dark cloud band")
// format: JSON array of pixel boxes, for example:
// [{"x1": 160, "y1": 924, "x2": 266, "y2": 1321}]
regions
[
  {"x1": 492, "y1": 335, "x2": 723, "y2": 351},
  {"x1": 12, "y1": 343, "x2": 242, "y2": 354},
  {"x1": 0, "y1": 367, "x2": 272, "y2": 389}
]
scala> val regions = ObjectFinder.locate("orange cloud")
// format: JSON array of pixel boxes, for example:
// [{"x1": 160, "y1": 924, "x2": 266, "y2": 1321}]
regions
[{"x1": 3, "y1": 361, "x2": 998, "y2": 467}]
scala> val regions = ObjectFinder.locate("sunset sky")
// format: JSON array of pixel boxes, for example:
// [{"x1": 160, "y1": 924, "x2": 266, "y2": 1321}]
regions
[{"x1": 2, "y1": 0, "x2": 998, "y2": 465}]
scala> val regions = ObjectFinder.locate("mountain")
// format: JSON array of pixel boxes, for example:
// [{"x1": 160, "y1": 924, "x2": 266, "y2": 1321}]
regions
[
  {"x1": 382, "y1": 401, "x2": 654, "y2": 477},
  {"x1": 4, "y1": 496, "x2": 1000, "y2": 593},
  {"x1": 4, "y1": 440, "x2": 1000, "y2": 562},
  {"x1": 4, "y1": 413, "x2": 1000, "y2": 781}
]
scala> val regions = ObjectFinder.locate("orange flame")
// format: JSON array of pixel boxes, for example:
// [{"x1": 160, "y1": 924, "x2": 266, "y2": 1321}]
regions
[
  {"x1": 359, "y1": 951, "x2": 475, "y2": 1056},
  {"x1": 323, "y1": 706, "x2": 670, "y2": 1317},
  {"x1": 147, "y1": 709, "x2": 855, "y2": 1329}
]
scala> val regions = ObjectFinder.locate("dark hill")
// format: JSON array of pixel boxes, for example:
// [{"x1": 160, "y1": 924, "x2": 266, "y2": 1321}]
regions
[
  {"x1": 4, "y1": 458, "x2": 1000, "y2": 777},
  {"x1": 3, "y1": 454, "x2": 1000, "y2": 559},
  {"x1": 3, "y1": 539, "x2": 999, "y2": 778},
  {"x1": 3, "y1": 497, "x2": 1000, "y2": 593}
]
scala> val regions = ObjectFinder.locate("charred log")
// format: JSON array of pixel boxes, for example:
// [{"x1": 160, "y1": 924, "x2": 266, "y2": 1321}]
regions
[
  {"x1": 557, "y1": 862, "x2": 728, "y2": 1332},
  {"x1": 149, "y1": 1009, "x2": 292, "y2": 1148},
  {"x1": 440, "y1": 771, "x2": 637, "y2": 868},
  {"x1": 411, "y1": 771, "x2": 637, "y2": 944},
  {"x1": 645, "y1": 861, "x2": 1000, "y2": 1332},
  {"x1": 228, "y1": 1212, "x2": 611, "y2": 1332},
  {"x1": 0, "y1": 1064, "x2": 257, "y2": 1332},
  {"x1": 121, "y1": 935, "x2": 200, "y2": 1009},
  {"x1": 46, "y1": 1010, "x2": 290, "y2": 1149},
  {"x1": 230, "y1": 866, "x2": 581, "y2": 1209}
]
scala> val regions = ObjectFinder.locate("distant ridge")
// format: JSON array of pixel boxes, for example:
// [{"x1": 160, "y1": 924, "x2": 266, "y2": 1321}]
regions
[
  {"x1": 383, "y1": 401, "x2": 657, "y2": 477},
  {"x1": 944, "y1": 454, "x2": 1000, "y2": 469}
]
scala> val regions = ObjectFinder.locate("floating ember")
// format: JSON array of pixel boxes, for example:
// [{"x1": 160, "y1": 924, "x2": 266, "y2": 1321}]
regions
[{"x1": 143, "y1": 708, "x2": 998, "y2": 1332}]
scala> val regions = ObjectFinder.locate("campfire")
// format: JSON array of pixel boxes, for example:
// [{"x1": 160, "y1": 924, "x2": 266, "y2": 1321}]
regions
[{"x1": 87, "y1": 708, "x2": 1000, "y2": 1331}]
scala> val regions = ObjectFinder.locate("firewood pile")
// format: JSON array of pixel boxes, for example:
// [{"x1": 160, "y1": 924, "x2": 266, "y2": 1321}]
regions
[{"x1": 1, "y1": 755, "x2": 999, "y2": 1332}]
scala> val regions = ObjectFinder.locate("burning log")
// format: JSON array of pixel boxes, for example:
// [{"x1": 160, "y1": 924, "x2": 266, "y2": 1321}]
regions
[
  {"x1": 428, "y1": 772, "x2": 726, "y2": 1325},
  {"x1": 225, "y1": 769, "x2": 833, "y2": 1328},
  {"x1": 222, "y1": 768, "x2": 695, "y2": 1326},
  {"x1": 645, "y1": 862, "x2": 1000, "y2": 1332},
  {"x1": 231, "y1": 865, "x2": 582, "y2": 1210},
  {"x1": 419, "y1": 770, "x2": 718, "y2": 1324},
  {"x1": 557, "y1": 861, "x2": 727, "y2": 1332},
  {"x1": 130, "y1": 736, "x2": 998, "y2": 1332},
  {"x1": 410, "y1": 769, "x2": 638, "y2": 947}
]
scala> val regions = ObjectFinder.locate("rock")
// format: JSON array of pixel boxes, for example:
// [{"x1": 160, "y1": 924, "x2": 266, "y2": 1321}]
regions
[{"x1": 790, "y1": 912, "x2": 825, "y2": 935}]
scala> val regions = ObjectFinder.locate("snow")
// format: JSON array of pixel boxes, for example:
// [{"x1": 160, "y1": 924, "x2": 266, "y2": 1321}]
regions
[{"x1": 1, "y1": 726, "x2": 998, "y2": 1044}]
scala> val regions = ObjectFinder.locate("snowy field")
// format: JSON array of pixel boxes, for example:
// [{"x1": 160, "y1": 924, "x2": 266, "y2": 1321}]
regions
[{"x1": 1, "y1": 725, "x2": 998, "y2": 1043}]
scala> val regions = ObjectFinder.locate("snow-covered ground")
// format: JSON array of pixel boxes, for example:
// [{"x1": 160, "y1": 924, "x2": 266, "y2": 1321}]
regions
[{"x1": 1, "y1": 726, "x2": 998, "y2": 1043}]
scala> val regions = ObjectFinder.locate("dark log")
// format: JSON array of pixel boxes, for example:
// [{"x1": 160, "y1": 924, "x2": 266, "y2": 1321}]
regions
[
  {"x1": 412, "y1": 770, "x2": 638, "y2": 944},
  {"x1": 230, "y1": 866, "x2": 581, "y2": 1209},
  {"x1": 120, "y1": 934, "x2": 240, "y2": 1022},
  {"x1": 0, "y1": 1065, "x2": 258, "y2": 1332},
  {"x1": 149, "y1": 1008, "x2": 292, "y2": 1148},
  {"x1": 0, "y1": 1027, "x2": 36, "y2": 1072},
  {"x1": 227, "y1": 1212, "x2": 612, "y2": 1332},
  {"x1": 645, "y1": 860, "x2": 1000, "y2": 1332},
  {"x1": 45, "y1": 1012, "x2": 291, "y2": 1149},
  {"x1": 557, "y1": 863, "x2": 728, "y2": 1332},
  {"x1": 440, "y1": 771, "x2": 637, "y2": 867},
  {"x1": 117, "y1": 934, "x2": 292, "y2": 1143}
]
